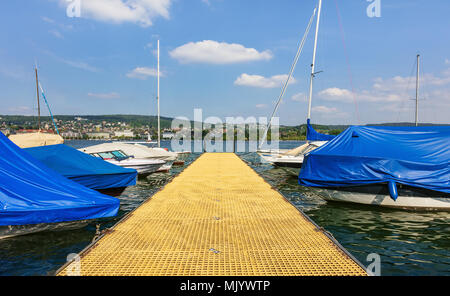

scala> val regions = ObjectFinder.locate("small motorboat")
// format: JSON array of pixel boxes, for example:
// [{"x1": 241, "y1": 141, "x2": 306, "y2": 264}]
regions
[
  {"x1": 79, "y1": 142, "x2": 182, "y2": 171},
  {"x1": 0, "y1": 132, "x2": 120, "y2": 239},
  {"x1": 84, "y1": 149, "x2": 166, "y2": 176},
  {"x1": 25, "y1": 144, "x2": 137, "y2": 196},
  {"x1": 299, "y1": 126, "x2": 450, "y2": 211}
]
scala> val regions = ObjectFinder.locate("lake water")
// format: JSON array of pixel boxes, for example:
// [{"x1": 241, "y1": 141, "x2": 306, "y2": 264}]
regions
[{"x1": 0, "y1": 140, "x2": 448, "y2": 276}]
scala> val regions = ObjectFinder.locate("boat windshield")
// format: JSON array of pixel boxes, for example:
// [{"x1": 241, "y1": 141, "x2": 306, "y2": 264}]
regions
[
  {"x1": 111, "y1": 150, "x2": 128, "y2": 159},
  {"x1": 97, "y1": 152, "x2": 115, "y2": 160},
  {"x1": 96, "y1": 150, "x2": 129, "y2": 161}
]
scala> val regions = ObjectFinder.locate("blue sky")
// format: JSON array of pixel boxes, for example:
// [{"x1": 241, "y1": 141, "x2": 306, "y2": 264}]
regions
[{"x1": 0, "y1": 0, "x2": 449, "y2": 125}]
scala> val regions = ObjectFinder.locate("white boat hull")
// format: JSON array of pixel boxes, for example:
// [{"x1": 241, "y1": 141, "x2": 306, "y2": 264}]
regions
[
  {"x1": 312, "y1": 187, "x2": 450, "y2": 211},
  {"x1": 156, "y1": 162, "x2": 173, "y2": 173},
  {"x1": 257, "y1": 142, "x2": 325, "y2": 170},
  {"x1": 106, "y1": 159, "x2": 165, "y2": 176}
]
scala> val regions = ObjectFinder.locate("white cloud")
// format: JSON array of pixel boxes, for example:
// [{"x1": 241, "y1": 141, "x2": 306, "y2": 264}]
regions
[
  {"x1": 7, "y1": 106, "x2": 33, "y2": 115},
  {"x1": 312, "y1": 106, "x2": 338, "y2": 114},
  {"x1": 44, "y1": 49, "x2": 99, "y2": 72},
  {"x1": 169, "y1": 40, "x2": 273, "y2": 64},
  {"x1": 316, "y1": 69, "x2": 450, "y2": 123},
  {"x1": 42, "y1": 16, "x2": 55, "y2": 23},
  {"x1": 0, "y1": 65, "x2": 28, "y2": 80},
  {"x1": 126, "y1": 67, "x2": 162, "y2": 79},
  {"x1": 88, "y1": 92, "x2": 120, "y2": 99},
  {"x1": 62, "y1": 59, "x2": 99, "y2": 72},
  {"x1": 234, "y1": 73, "x2": 296, "y2": 88},
  {"x1": 49, "y1": 29, "x2": 63, "y2": 39},
  {"x1": 255, "y1": 104, "x2": 267, "y2": 109},
  {"x1": 445, "y1": 59, "x2": 450, "y2": 65},
  {"x1": 319, "y1": 69, "x2": 450, "y2": 105},
  {"x1": 59, "y1": 0, "x2": 172, "y2": 27},
  {"x1": 318, "y1": 88, "x2": 353, "y2": 102},
  {"x1": 311, "y1": 106, "x2": 348, "y2": 119},
  {"x1": 291, "y1": 92, "x2": 307, "y2": 102}
]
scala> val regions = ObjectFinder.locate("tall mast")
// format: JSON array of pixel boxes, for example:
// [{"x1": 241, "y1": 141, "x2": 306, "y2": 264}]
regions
[
  {"x1": 307, "y1": 0, "x2": 322, "y2": 122},
  {"x1": 35, "y1": 66, "x2": 41, "y2": 131},
  {"x1": 257, "y1": 7, "x2": 317, "y2": 150},
  {"x1": 157, "y1": 39, "x2": 161, "y2": 148},
  {"x1": 415, "y1": 54, "x2": 420, "y2": 127}
]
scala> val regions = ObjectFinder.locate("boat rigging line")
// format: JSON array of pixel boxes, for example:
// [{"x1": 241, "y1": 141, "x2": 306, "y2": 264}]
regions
[
  {"x1": 334, "y1": 0, "x2": 361, "y2": 125},
  {"x1": 258, "y1": 6, "x2": 318, "y2": 150}
]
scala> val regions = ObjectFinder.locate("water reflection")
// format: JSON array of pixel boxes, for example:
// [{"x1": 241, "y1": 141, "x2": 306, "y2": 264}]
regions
[
  {"x1": 239, "y1": 152, "x2": 450, "y2": 276},
  {"x1": 0, "y1": 141, "x2": 448, "y2": 275}
]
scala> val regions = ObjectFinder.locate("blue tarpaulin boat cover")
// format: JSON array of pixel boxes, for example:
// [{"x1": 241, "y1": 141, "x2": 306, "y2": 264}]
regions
[
  {"x1": 25, "y1": 144, "x2": 137, "y2": 190},
  {"x1": 299, "y1": 126, "x2": 450, "y2": 193},
  {"x1": 0, "y1": 132, "x2": 120, "y2": 226},
  {"x1": 307, "y1": 119, "x2": 336, "y2": 141}
]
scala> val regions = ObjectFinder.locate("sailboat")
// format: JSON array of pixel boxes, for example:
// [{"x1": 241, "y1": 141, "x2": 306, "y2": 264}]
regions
[
  {"x1": 257, "y1": 0, "x2": 335, "y2": 176},
  {"x1": 9, "y1": 66, "x2": 64, "y2": 148},
  {"x1": 79, "y1": 40, "x2": 186, "y2": 173},
  {"x1": 147, "y1": 39, "x2": 189, "y2": 167},
  {"x1": 299, "y1": 55, "x2": 450, "y2": 210}
]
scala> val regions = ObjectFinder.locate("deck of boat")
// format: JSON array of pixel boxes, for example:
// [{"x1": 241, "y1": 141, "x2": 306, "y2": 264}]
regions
[{"x1": 57, "y1": 153, "x2": 366, "y2": 276}]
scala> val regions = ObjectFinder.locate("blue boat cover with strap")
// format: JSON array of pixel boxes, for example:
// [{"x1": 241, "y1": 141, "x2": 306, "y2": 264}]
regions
[
  {"x1": 25, "y1": 144, "x2": 137, "y2": 190},
  {"x1": 0, "y1": 132, "x2": 120, "y2": 226},
  {"x1": 299, "y1": 126, "x2": 450, "y2": 193},
  {"x1": 306, "y1": 119, "x2": 336, "y2": 141}
]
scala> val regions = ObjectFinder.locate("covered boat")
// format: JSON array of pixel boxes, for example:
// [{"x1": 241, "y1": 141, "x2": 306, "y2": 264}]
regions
[
  {"x1": 9, "y1": 131, "x2": 64, "y2": 148},
  {"x1": 0, "y1": 132, "x2": 120, "y2": 239},
  {"x1": 299, "y1": 126, "x2": 450, "y2": 210},
  {"x1": 25, "y1": 144, "x2": 137, "y2": 196},
  {"x1": 306, "y1": 119, "x2": 336, "y2": 142}
]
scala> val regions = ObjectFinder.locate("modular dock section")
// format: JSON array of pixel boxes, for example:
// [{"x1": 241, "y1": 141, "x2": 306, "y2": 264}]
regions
[{"x1": 57, "y1": 153, "x2": 367, "y2": 276}]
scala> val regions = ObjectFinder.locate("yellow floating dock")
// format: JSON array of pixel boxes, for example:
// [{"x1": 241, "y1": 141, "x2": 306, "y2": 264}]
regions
[{"x1": 57, "y1": 153, "x2": 367, "y2": 276}]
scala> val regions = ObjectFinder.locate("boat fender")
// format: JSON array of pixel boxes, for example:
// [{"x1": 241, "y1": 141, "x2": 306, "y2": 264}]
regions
[{"x1": 388, "y1": 181, "x2": 398, "y2": 201}]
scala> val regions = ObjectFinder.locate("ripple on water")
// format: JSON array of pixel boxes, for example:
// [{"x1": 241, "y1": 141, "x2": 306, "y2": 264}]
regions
[
  {"x1": 0, "y1": 147, "x2": 448, "y2": 275},
  {"x1": 239, "y1": 152, "x2": 450, "y2": 276}
]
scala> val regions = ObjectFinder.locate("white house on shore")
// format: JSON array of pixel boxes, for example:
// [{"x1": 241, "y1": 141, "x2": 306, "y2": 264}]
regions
[
  {"x1": 114, "y1": 130, "x2": 135, "y2": 138},
  {"x1": 87, "y1": 132, "x2": 111, "y2": 139},
  {"x1": 162, "y1": 131, "x2": 175, "y2": 140}
]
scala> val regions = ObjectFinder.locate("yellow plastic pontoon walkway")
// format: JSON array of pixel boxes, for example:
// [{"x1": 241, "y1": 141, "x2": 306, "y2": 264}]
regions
[{"x1": 57, "y1": 153, "x2": 367, "y2": 276}]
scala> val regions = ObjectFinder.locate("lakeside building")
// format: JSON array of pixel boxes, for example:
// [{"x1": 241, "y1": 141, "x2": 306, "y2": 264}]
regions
[
  {"x1": 162, "y1": 131, "x2": 175, "y2": 140},
  {"x1": 87, "y1": 132, "x2": 111, "y2": 139},
  {"x1": 114, "y1": 130, "x2": 135, "y2": 138},
  {"x1": 61, "y1": 131, "x2": 81, "y2": 139}
]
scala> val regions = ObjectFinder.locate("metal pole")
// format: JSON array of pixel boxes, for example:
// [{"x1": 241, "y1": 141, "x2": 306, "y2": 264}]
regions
[
  {"x1": 415, "y1": 54, "x2": 420, "y2": 127},
  {"x1": 307, "y1": 0, "x2": 322, "y2": 121},
  {"x1": 35, "y1": 67, "x2": 41, "y2": 130},
  {"x1": 157, "y1": 40, "x2": 161, "y2": 147}
]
